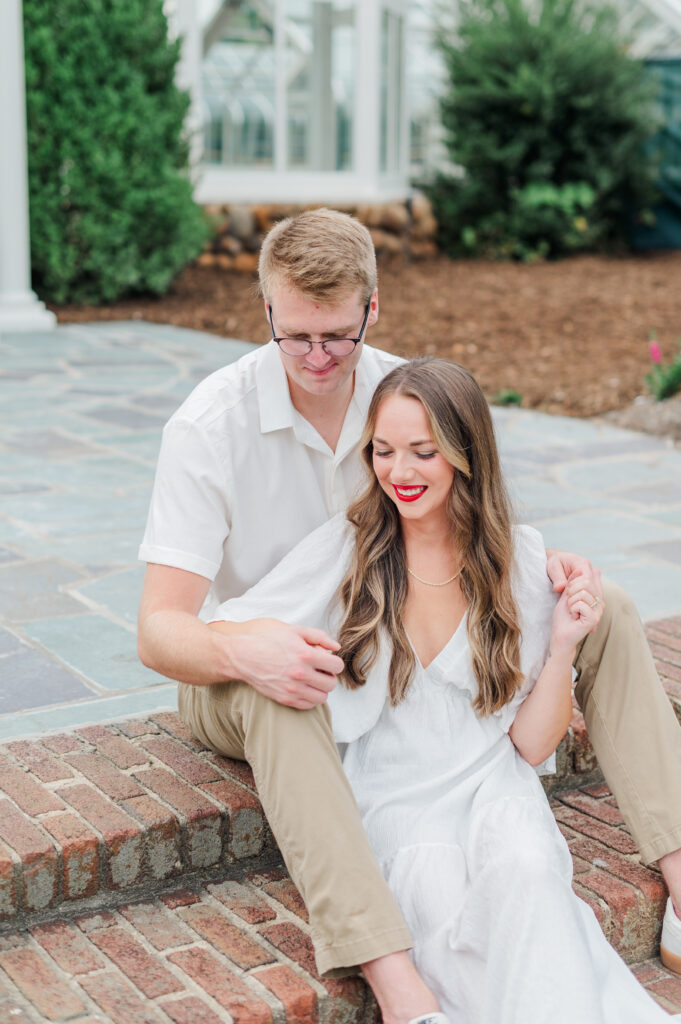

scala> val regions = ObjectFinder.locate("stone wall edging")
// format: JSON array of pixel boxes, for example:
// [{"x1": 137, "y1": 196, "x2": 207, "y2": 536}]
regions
[{"x1": 198, "y1": 195, "x2": 439, "y2": 274}]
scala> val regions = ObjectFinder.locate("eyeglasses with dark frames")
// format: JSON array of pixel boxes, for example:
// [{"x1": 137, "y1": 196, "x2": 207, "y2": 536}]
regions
[{"x1": 268, "y1": 302, "x2": 371, "y2": 357}]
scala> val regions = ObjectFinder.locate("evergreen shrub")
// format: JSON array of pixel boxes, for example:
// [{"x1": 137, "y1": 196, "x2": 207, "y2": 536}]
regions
[
  {"x1": 23, "y1": 0, "x2": 208, "y2": 304},
  {"x1": 428, "y1": 0, "x2": 657, "y2": 259}
]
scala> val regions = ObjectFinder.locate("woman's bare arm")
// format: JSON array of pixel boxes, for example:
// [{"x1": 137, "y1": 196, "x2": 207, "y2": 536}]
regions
[{"x1": 509, "y1": 575, "x2": 604, "y2": 765}]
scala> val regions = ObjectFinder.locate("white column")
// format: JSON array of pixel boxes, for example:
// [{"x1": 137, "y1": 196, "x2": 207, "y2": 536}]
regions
[
  {"x1": 0, "y1": 0, "x2": 56, "y2": 333},
  {"x1": 172, "y1": 0, "x2": 204, "y2": 177}
]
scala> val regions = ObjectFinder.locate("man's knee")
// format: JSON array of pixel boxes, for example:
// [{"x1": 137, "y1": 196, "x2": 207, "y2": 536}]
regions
[
  {"x1": 234, "y1": 686, "x2": 336, "y2": 759},
  {"x1": 575, "y1": 578, "x2": 650, "y2": 709},
  {"x1": 599, "y1": 579, "x2": 641, "y2": 636}
]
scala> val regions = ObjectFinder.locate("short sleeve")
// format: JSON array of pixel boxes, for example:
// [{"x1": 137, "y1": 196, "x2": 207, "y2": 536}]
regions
[
  {"x1": 210, "y1": 513, "x2": 353, "y2": 632},
  {"x1": 138, "y1": 418, "x2": 232, "y2": 580},
  {"x1": 494, "y1": 526, "x2": 559, "y2": 772}
]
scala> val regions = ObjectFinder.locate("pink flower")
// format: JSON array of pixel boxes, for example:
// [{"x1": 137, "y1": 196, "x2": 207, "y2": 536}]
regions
[{"x1": 649, "y1": 341, "x2": 662, "y2": 364}]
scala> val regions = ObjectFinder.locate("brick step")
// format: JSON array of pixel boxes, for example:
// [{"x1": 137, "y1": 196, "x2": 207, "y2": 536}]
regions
[
  {"x1": 632, "y1": 958, "x2": 681, "y2": 1014},
  {"x1": 545, "y1": 617, "x2": 681, "y2": 794},
  {"x1": 549, "y1": 783, "x2": 667, "y2": 963},
  {"x1": 0, "y1": 713, "x2": 280, "y2": 931},
  {"x1": 0, "y1": 872, "x2": 376, "y2": 1023},
  {"x1": 2, "y1": 610, "x2": 681, "y2": 1021},
  {"x1": 2, "y1": 618, "x2": 678, "y2": 929},
  {"x1": 0, "y1": 708, "x2": 676, "y2": 1020}
]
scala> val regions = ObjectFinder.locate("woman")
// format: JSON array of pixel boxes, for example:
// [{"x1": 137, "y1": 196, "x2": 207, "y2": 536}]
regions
[{"x1": 211, "y1": 359, "x2": 672, "y2": 1023}]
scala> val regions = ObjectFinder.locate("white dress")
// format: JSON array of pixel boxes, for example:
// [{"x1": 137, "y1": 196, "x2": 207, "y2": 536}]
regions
[{"x1": 214, "y1": 514, "x2": 670, "y2": 1024}]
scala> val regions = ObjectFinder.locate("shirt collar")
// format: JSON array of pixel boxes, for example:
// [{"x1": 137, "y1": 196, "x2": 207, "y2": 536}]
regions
[
  {"x1": 351, "y1": 346, "x2": 380, "y2": 419},
  {"x1": 255, "y1": 340, "x2": 375, "y2": 459},
  {"x1": 256, "y1": 341, "x2": 295, "y2": 434},
  {"x1": 331, "y1": 346, "x2": 383, "y2": 460}
]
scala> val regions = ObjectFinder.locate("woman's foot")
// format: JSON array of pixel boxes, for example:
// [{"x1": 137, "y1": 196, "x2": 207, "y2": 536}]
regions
[{"x1": 361, "y1": 950, "x2": 443, "y2": 1024}]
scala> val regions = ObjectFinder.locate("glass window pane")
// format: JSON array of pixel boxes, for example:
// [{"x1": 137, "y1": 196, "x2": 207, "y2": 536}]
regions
[
  {"x1": 201, "y1": 2, "x2": 275, "y2": 167},
  {"x1": 285, "y1": 0, "x2": 355, "y2": 171}
]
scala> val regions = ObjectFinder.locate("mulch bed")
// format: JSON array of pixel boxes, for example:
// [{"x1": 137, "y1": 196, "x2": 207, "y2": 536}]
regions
[{"x1": 50, "y1": 250, "x2": 681, "y2": 421}]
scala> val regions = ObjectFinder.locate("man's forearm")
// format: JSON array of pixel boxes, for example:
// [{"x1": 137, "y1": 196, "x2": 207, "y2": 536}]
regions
[{"x1": 138, "y1": 609, "x2": 238, "y2": 686}]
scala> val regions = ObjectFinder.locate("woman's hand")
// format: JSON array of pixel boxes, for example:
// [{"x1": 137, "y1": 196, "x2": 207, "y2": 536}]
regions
[
  {"x1": 545, "y1": 548, "x2": 603, "y2": 600},
  {"x1": 549, "y1": 573, "x2": 605, "y2": 656}
]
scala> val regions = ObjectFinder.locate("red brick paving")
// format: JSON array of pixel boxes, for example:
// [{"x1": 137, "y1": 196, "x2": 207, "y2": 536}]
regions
[
  {"x1": 79, "y1": 970, "x2": 166, "y2": 1024},
  {"x1": 208, "y1": 879, "x2": 278, "y2": 923},
  {"x1": 256, "y1": 964, "x2": 318, "y2": 1023},
  {"x1": 41, "y1": 811, "x2": 100, "y2": 901},
  {"x1": 5, "y1": 740, "x2": 75, "y2": 783},
  {"x1": 118, "y1": 900, "x2": 195, "y2": 951},
  {"x1": 64, "y1": 751, "x2": 146, "y2": 800},
  {"x1": 30, "y1": 920, "x2": 106, "y2": 975},
  {"x1": 75, "y1": 725, "x2": 149, "y2": 769},
  {"x1": 40, "y1": 733, "x2": 83, "y2": 755},
  {"x1": 89, "y1": 925, "x2": 185, "y2": 998},
  {"x1": 165, "y1": 947, "x2": 273, "y2": 1022},
  {"x1": 0, "y1": 616, "x2": 680, "y2": 1020},
  {"x1": 140, "y1": 736, "x2": 221, "y2": 785},
  {"x1": 648, "y1": 619, "x2": 681, "y2": 723},
  {"x1": 159, "y1": 888, "x2": 202, "y2": 911},
  {"x1": 0, "y1": 765, "x2": 65, "y2": 816},
  {"x1": 178, "y1": 903, "x2": 276, "y2": 968},
  {"x1": 0, "y1": 946, "x2": 87, "y2": 1020},
  {"x1": 161, "y1": 995, "x2": 225, "y2": 1024}
]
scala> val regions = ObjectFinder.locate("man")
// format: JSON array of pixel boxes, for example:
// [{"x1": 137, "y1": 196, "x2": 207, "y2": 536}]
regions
[{"x1": 139, "y1": 210, "x2": 681, "y2": 1017}]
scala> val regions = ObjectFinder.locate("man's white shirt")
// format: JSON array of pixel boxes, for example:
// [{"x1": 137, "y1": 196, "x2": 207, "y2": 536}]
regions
[{"x1": 139, "y1": 340, "x2": 402, "y2": 621}]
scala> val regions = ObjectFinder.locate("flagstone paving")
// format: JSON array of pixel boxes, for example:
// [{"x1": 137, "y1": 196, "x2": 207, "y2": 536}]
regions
[
  {"x1": 0, "y1": 324, "x2": 252, "y2": 741},
  {"x1": 1, "y1": 322, "x2": 680, "y2": 742},
  {"x1": 2, "y1": 322, "x2": 681, "y2": 1020}
]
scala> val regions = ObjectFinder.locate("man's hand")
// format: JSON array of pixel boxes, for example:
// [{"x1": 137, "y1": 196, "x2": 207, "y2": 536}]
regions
[
  {"x1": 210, "y1": 619, "x2": 344, "y2": 710},
  {"x1": 138, "y1": 565, "x2": 343, "y2": 702},
  {"x1": 545, "y1": 548, "x2": 604, "y2": 602}
]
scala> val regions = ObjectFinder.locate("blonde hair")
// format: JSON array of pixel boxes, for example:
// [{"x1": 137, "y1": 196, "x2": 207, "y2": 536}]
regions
[
  {"x1": 338, "y1": 358, "x2": 524, "y2": 714},
  {"x1": 258, "y1": 208, "x2": 377, "y2": 304}
]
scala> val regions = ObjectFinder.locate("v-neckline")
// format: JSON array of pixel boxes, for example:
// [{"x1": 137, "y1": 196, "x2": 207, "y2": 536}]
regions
[{"x1": 408, "y1": 610, "x2": 468, "y2": 672}]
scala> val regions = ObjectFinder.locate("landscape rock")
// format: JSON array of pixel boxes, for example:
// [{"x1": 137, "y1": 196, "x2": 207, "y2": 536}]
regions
[
  {"x1": 600, "y1": 393, "x2": 681, "y2": 444},
  {"x1": 227, "y1": 205, "x2": 257, "y2": 242},
  {"x1": 233, "y1": 252, "x2": 259, "y2": 274}
]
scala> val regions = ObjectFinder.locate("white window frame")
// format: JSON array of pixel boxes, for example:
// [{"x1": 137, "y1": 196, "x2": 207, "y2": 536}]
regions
[{"x1": 172, "y1": 0, "x2": 410, "y2": 203}]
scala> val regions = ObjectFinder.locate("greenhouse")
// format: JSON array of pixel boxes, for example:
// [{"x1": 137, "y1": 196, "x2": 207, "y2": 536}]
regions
[
  {"x1": 169, "y1": 0, "x2": 443, "y2": 202},
  {"x1": 165, "y1": 0, "x2": 681, "y2": 207}
]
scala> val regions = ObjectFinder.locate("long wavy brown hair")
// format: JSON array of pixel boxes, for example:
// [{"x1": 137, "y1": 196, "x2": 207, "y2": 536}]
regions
[{"x1": 338, "y1": 358, "x2": 523, "y2": 714}]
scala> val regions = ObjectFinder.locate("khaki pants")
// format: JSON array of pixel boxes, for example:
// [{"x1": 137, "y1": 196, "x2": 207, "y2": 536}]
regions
[
  {"x1": 180, "y1": 579, "x2": 681, "y2": 972},
  {"x1": 178, "y1": 679, "x2": 412, "y2": 976},
  {"x1": 575, "y1": 580, "x2": 681, "y2": 865}
]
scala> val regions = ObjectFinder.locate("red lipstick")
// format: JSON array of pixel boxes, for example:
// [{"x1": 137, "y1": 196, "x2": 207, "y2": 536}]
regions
[{"x1": 393, "y1": 485, "x2": 427, "y2": 502}]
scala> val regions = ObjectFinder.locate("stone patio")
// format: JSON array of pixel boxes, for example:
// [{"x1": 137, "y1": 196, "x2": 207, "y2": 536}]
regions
[{"x1": 2, "y1": 322, "x2": 681, "y2": 1021}]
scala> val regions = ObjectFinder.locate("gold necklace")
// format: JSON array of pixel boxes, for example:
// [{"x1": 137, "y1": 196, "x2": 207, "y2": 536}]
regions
[{"x1": 407, "y1": 564, "x2": 463, "y2": 587}]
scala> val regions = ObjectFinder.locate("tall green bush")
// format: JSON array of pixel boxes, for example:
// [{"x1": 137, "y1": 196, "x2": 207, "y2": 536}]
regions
[
  {"x1": 428, "y1": 0, "x2": 657, "y2": 259},
  {"x1": 23, "y1": 0, "x2": 208, "y2": 304}
]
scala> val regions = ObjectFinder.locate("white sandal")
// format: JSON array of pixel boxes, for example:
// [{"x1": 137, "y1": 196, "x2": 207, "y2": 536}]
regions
[{"x1": 407, "y1": 1015, "x2": 451, "y2": 1024}]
